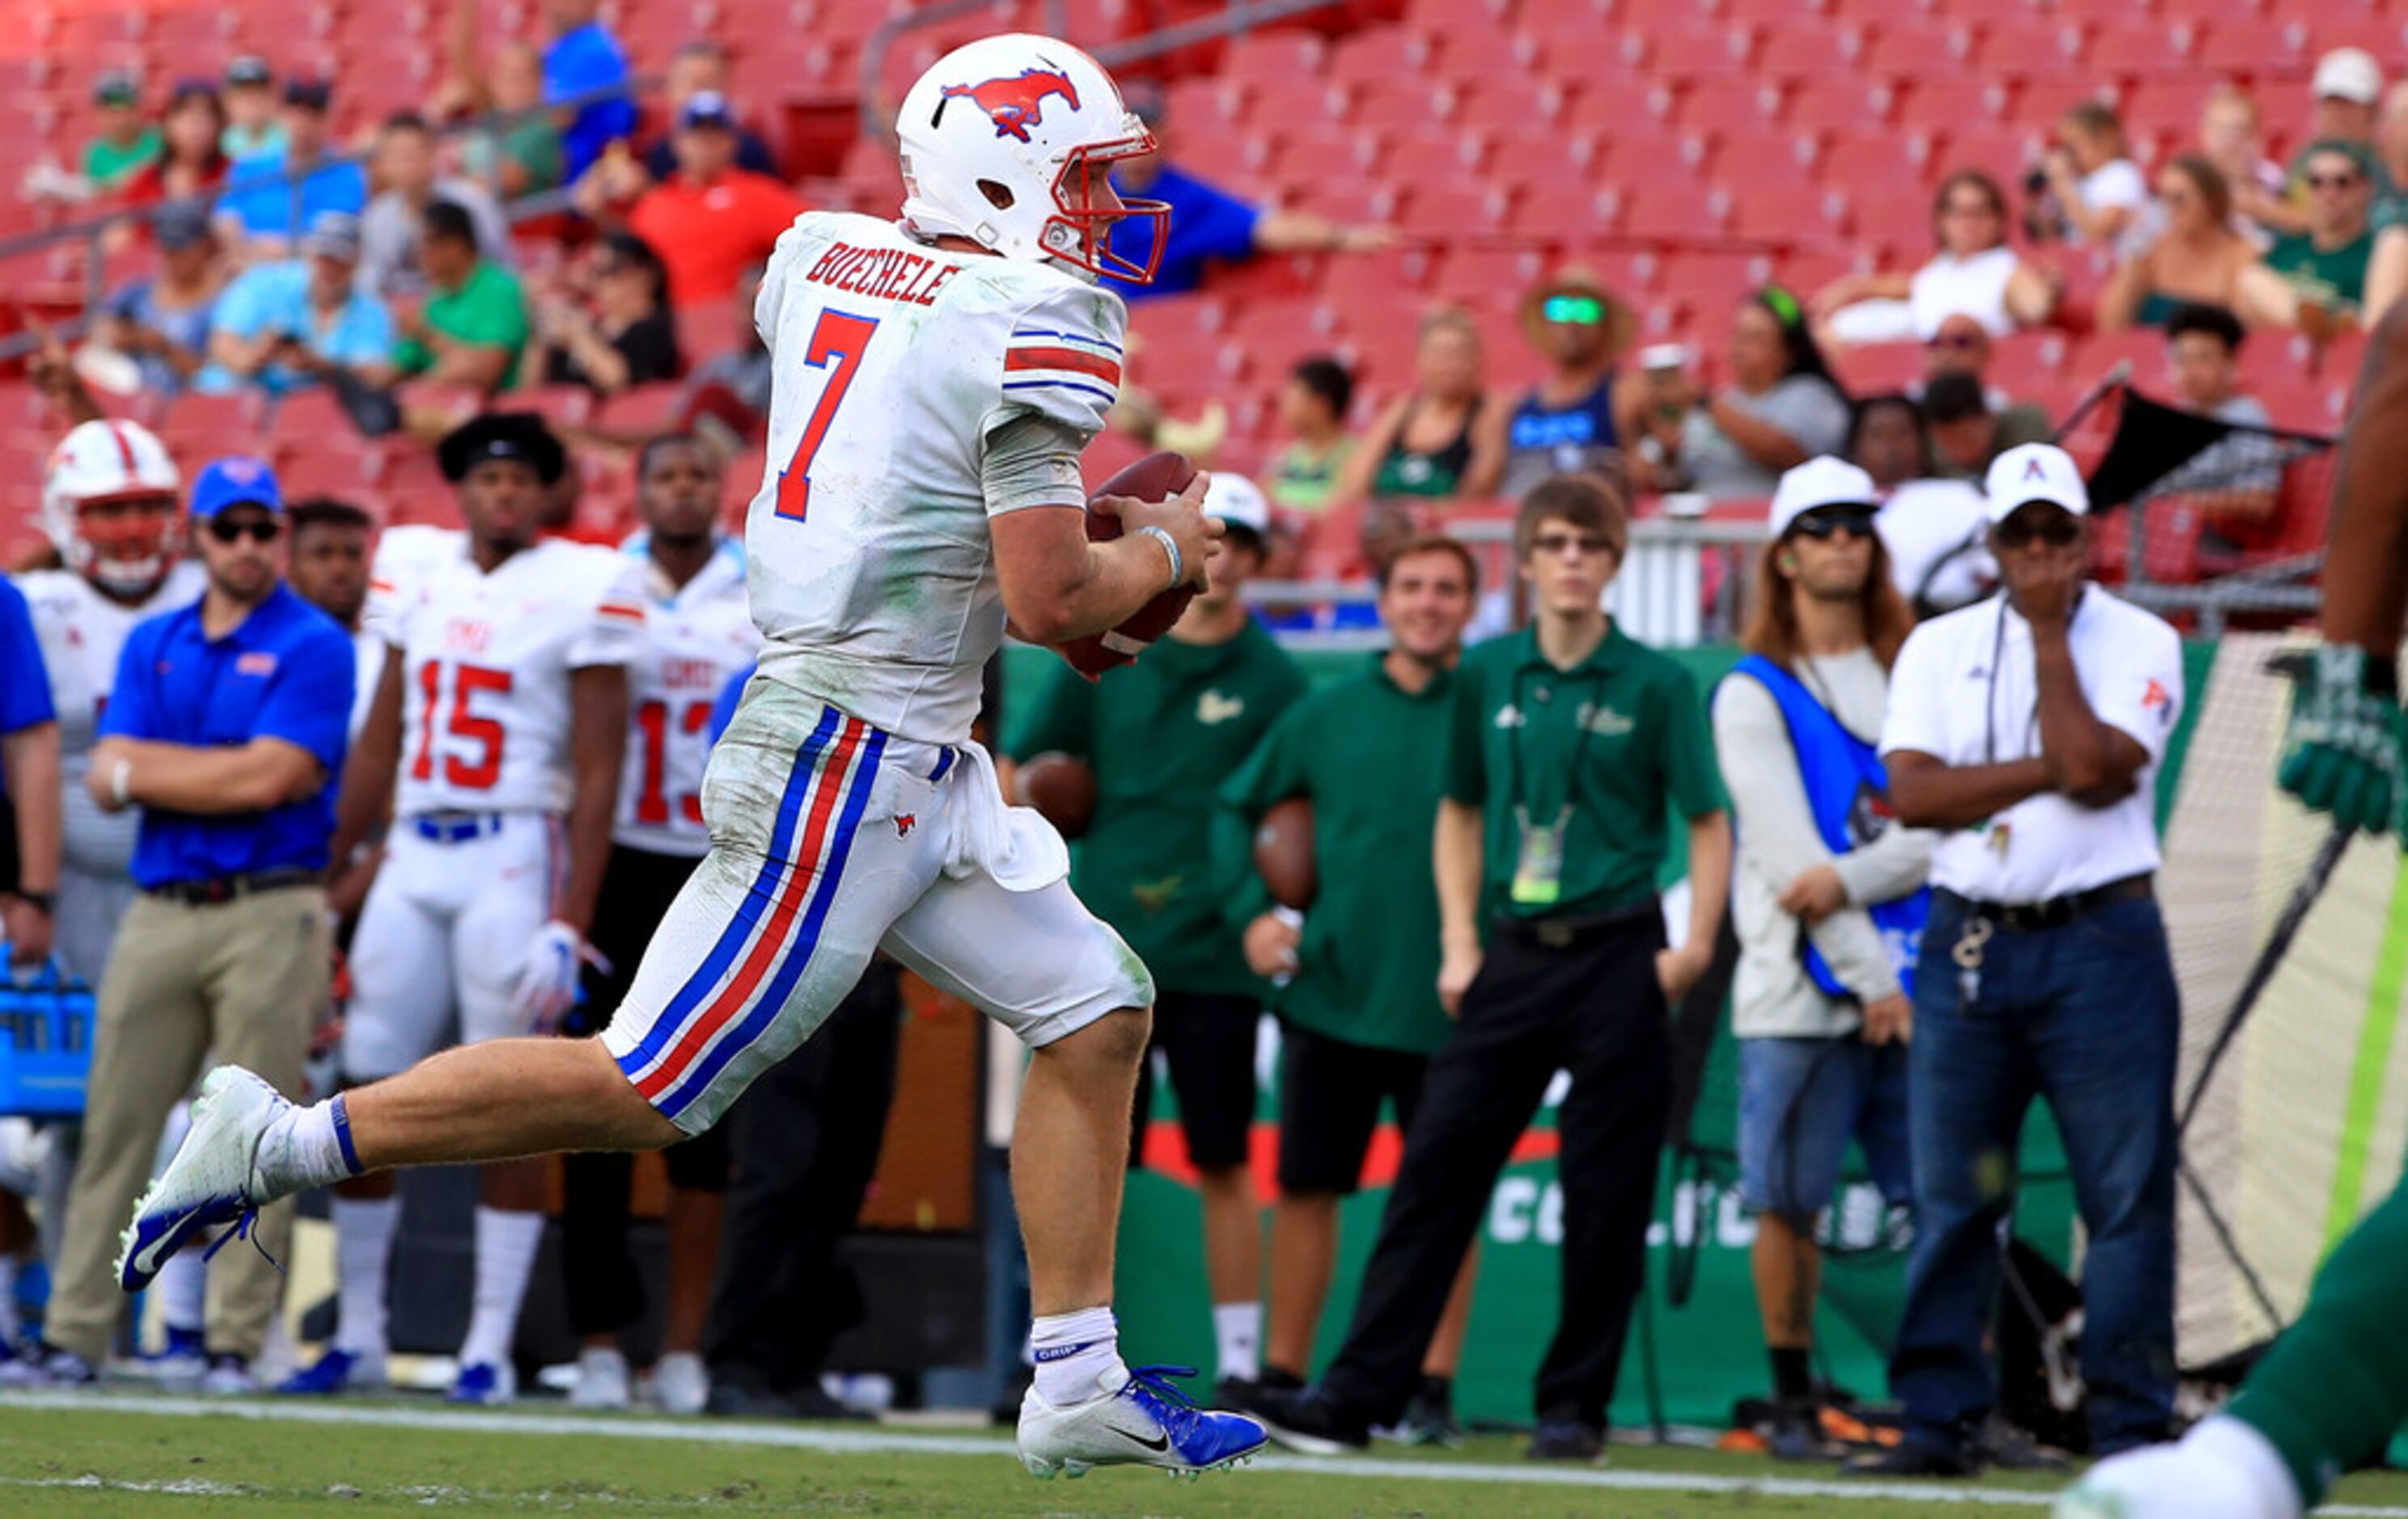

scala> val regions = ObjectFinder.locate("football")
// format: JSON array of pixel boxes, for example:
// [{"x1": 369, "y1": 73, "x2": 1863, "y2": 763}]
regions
[
  {"x1": 1058, "y1": 451, "x2": 1200, "y2": 679},
  {"x1": 1254, "y1": 796, "x2": 1316, "y2": 911},
  {"x1": 1017, "y1": 751, "x2": 1098, "y2": 840}
]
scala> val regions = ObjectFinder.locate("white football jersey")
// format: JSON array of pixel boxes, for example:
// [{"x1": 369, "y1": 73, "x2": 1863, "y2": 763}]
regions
[
  {"x1": 375, "y1": 535, "x2": 647, "y2": 819},
  {"x1": 744, "y1": 210, "x2": 1125, "y2": 746},
  {"x1": 15, "y1": 561, "x2": 205, "y2": 874},
  {"x1": 614, "y1": 538, "x2": 760, "y2": 857}
]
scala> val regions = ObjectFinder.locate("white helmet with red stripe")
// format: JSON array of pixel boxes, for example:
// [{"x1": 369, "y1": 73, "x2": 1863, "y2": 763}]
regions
[
  {"x1": 41, "y1": 419, "x2": 184, "y2": 595},
  {"x1": 895, "y1": 33, "x2": 1167, "y2": 284}
]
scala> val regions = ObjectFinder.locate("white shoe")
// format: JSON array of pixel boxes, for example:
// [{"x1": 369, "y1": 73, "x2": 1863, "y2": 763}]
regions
[
  {"x1": 2055, "y1": 1419, "x2": 2303, "y2": 1519},
  {"x1": 567, "y1": 1348, "x2": 630, "y2": 1411},
  {"x1": 200, "y1": 1354, "x2": 257, "y2": 1396},
  {"x1": 118, "y1": 1067, "x2": 285, "y2": 1293},
  {"x1": 650, "y1": 1352, "x2": 709, "y2": 1415},
  {"x1": 1017, "y1": 1363, "x2": 1267, "y2": 1479}
]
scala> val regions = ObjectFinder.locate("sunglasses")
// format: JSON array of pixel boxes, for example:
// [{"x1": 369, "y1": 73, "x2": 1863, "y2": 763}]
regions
[
  {"x1": 205, "y1": 516, "x2": 283, "y2": 544},
  {"x1": 1791, "y1": 506, "x2": 1879, "y2": 539},
  {"x1": 1541, "y1": 294, "x2": 1605, "y2": 326},
  {"x1": 1532, "y1": 531, "x2": 1616, "y2": 557},
  {"x1": 2308, "y1": 172, "x2": 2364, "y2": 190},
  {"x1": 1928, "y1": 332, "x2": 1983, "y2": 350},
  {"x1": 1993, "y1": 512, "x2": 2080, "y2": 548}
]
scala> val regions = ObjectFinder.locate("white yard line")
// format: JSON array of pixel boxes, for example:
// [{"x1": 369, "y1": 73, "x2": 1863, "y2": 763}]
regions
[{"x1": 4, "y1": 1390, "x2": 2406, "y2": 1515}]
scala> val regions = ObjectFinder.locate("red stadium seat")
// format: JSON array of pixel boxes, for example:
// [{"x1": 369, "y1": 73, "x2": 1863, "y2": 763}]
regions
[
  {"x1": 1973, "y1": 24, "x2": 2083, "y2": 81},
  {"x1": 2087, "y1": 18, "x2": 2199, "y2": 75},
  {"x1": 1673, "y1": 81, "x2": 1780, "y2": 137},
  {"x1": 1728, "y1": 182, "x2": 1844, "y2": 243},
  {"x1": 1751, "y1": 24, "x2": 1863, "y2": 83},
  {"x1": 2193, "y1": 18, "x2": 2309, "y2": 79},
  {"x1": 1785, "y1": 79, "x2": 1896, "y2": 132},
  {"x1": 1614, "y1": 182, "x2": 1733, "y2": 244},
  {"x1": 1858, "y1": 21, "x2": 1974, "y2": 78}
]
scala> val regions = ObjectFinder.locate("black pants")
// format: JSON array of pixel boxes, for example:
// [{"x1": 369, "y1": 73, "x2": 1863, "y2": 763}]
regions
[
  {"x1": 561, "y1": 845, "x2": 732, "y2": 1336},
  {"x1": 701, "y1": 959, "x2": 904, "y2": 1396},
  {"x1": 1319, "y1": 912, "x2": 1671, "y2": 1429},
  {"x1": 1128, "y1": 989, "x2": 1261, "y2": 1171}
]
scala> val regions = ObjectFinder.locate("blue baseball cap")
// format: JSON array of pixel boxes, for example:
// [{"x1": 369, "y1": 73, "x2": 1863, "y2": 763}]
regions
[{"x1": 190, "y1": 455, "x2": 284, "y2": 520}]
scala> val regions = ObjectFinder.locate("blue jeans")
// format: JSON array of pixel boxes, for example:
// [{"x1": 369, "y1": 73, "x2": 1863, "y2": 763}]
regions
[
  {"x1": 1889, "y1": 890, "x2": 2179, "y2": 1457},
  {"x1": 1736, "y1": 1035, "x2": 1913, "y2": 1221}
]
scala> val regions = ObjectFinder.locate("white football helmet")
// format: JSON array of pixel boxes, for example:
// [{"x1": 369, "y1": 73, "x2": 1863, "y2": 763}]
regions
[
  {"x1": 41, "y1": 418, "x2": 184, "y2": 596},
  {"x1": 895, "y1": 33, "x2": 1167, "y2": 284}
]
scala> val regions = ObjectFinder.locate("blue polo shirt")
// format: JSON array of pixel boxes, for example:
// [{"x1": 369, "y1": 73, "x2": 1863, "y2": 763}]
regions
[
  {"x1": 215, "y1": 151, "x2": 370, "y2": 242},
  {"x1": 0, "y1": 578, "x2": 53, "y2": 738},
  {"x1": 101, "y1": 583, "x2": 355, "y2": 889},
  {"x1": 546, "y1": 22, "x2": 638, "y2": 180},
  {"x1": 1110, "y1": 163, "x2": 1262, "y2": 301}
]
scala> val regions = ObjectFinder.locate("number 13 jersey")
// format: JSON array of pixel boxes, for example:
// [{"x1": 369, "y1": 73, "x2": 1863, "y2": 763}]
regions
[
  {"x1": 614, "y1": 538, "x2": 760, "y2": 857},
  {"x1": 370, "y1": 530, "x2": 649, "y2": 819},
  {"x1": 744, "y1": 209, "x2": 1128, "y2": 747}
]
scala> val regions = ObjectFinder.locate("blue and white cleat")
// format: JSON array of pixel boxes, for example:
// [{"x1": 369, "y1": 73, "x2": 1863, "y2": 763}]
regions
[
  {"x1": 449, "y1": 1361, "x2": 517, "y2": 1405},
  {"x1": 116, "y1": 1067, "x2": 285, "y2": 1293},
  {"x1": 1017, "y1": 1364, "x2": 1267, "y2": 1479},
  {"x1": 275, "y1": 1347, "x2": 387, "y2": 1396}
]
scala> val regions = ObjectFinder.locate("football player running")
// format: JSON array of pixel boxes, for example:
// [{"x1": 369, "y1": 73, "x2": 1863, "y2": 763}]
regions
[
  {"x1": 2056, "y1": 298, "x2": 2408, "y2": 1515},
  {"x1": 123, "y1": 34, "x2": 1263, "y2": 1478}
]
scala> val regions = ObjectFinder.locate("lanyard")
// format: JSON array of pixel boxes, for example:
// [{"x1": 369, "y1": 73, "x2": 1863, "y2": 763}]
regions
[
  {"x1": 1983, "y1": 588, "x2": 2088, "y2": 764},
  {"x1": 1506, "y1": 663, "x2": 1608, "y2": 827}
]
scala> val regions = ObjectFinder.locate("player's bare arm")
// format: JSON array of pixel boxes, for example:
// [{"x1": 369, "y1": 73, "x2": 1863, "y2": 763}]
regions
[
  {"x1": 330, "y1": 645, "x2": 405, "y2": 869},
  {"x1": 991, "y1": 471, "x2": 1222, "y2": 645},
  {"x1": 2323, "y1": 299, "x2": 2408, "y2": 654},
  {"x1": 557, "y1": 663, "x2": 630, "y2": 937}
]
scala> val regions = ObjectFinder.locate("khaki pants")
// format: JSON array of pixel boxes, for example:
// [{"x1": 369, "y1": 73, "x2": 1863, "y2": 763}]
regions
[{"x1": 46, "y1": 885, "x2": 328, "y2": 1365}]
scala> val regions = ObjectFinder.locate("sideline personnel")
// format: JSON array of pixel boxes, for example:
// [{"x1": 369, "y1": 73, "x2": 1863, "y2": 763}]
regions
[
  {"x1": 1715, "y1": 458, "x2": 1930, "y2": 1460},
  {"x1": 9, "y1": 458, "x2": 351, "y2": 1390},
  {"x1": 1847, "y1": 443, "x2": 2184, "y2": 1477},
  {"x1": 1263, "y1": 474, "x2": 1733, "y2": 1460}
]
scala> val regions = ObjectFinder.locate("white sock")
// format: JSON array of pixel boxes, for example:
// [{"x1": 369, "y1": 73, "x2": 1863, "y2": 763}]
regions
[
  {"x1": 0, "y1": 1253, "x2": 18, "y2": 1345},
  {"x1": 1030, "y1": 1305, "x2": 1124, "y2": 1407},
  {"x1": 329, "y1": 1195, "x2": 399, "y2": 1358},
  {"x1": 1212, "y1": 1301, "x2": 1261, "y2": 1383},
  {"x1": 457, "y1": 1206, "x2": 544, "y2": 1370},
  {"x1": 251, "y1": 1095, "x2": 362, "y2": 1200},
  {"x1": 156, "y1": 1246, "x2": 208, "y2": 1338}
]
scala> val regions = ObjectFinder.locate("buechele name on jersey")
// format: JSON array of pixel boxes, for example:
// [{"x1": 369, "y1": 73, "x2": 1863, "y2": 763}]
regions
[{"x1": 802, "y1": 241, "x2": 964, "y2": 306}]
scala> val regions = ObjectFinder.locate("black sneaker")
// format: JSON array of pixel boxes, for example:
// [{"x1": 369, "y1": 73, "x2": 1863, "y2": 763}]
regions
[
  {"x1": 1765, "y1": 1396, "x2": 1842, "y2": 1462},
  {"x1": 1253, "y1": 1386, "x2": 1373, "y2": 1454},
  {"x1": 1213, "y1": 1376, "x2": 1260, "y2": 1415},
  {"x1": 1387, "y1": 1375, "x2": 1462, "y2": 1448},
  {"x1": 705, "y1": 1380, "x2": 870, "y2": 1422},
  {"x1": 1840, "y1": 1441, "x2": 1981, "y2": 1478},
  {"x1": 1974, "y1": 1414, "x2": 2072, "y2": 1472},
  {"x1": 1526, "y1": 1418, "x2": 1604, "y2": 1462}
]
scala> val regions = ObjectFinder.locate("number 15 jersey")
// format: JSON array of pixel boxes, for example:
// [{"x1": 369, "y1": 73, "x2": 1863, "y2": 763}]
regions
[
  {"x1": 371, "y1": 531, "x2": 648, "y2": 819},
  {"x1": 744, "y1": 210, "x2": 1128, "y2": 748}
]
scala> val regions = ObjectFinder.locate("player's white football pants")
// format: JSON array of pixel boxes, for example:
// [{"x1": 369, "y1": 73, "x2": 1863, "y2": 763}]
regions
[
  {"x1": 344, "y1": 811, "x2": 564, "y2": 1081},
  {"x1": 604, "y1": 683, "x2": 1152, "y2": 1134}
]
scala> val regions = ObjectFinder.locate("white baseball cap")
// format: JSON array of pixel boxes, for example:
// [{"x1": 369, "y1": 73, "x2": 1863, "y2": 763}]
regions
[
  {"x1": 2316, "y1": 48, "x2": 2384, "y2": 105},
  {"x1": 1204, "y1": 472, "x2": 1272, "y2": 539},
  {"x1": 1768, "y1": 456, "x2": 1879, "y2": 538},
  {"x1": 1983, "y1": 442, "x2": 2089, "y2": 523}
]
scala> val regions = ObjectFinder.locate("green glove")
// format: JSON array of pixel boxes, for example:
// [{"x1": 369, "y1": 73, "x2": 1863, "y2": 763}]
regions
[{"x1": 2279, "y1": 643, "x2": 2403, "y2": 836}]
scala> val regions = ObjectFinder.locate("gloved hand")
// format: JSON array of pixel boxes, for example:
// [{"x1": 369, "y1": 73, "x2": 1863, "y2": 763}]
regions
[
  {"x1": 2278, "y1": 643, "x2": 2404, "y2": 836},
  {"x1": 510, "y1": 920, "x2": 607, "y2": 1032}
]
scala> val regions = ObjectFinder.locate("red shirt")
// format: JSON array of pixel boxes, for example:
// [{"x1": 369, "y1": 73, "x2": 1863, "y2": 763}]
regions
[{"x1": 628, "y1": 170, "x2": 809, "y2": 309}]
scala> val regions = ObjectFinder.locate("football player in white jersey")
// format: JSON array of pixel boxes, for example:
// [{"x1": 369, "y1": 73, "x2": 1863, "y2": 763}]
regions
[
  {"x1": 14, "y1": 419, "x2": 205, "y2": 986},
  {"x1": 128, "y1": 34, "x2": 1266, "y2": 1475},
  {"x1": 559, "y1": 434, "x2": 758, "y2": 1415},
  {"x1": 274, "y1": 414, "x2": 641, "y2": 1405}
]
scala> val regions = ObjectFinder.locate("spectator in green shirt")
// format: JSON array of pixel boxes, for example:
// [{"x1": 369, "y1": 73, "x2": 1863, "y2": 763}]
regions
[
  {"x1": 1259, "y1": 475, "x2": 1733, "y2": 1462},
  {"x1": 1265, "y1": 356, "x2": 1355, "y2": 514},
  {"x1": 391, "y1": 199, "x2": 528, "y2": 392},
  {"x1": 1006, "y1": 476, "x2": 1307, "y2": 1406},
  {"x1": 1217, "y1": 533, "x2": 1485, "y2": 1445},
  {"x1": 2267, "y1": 138, "x2": 2378, "y2": 321},
  {"x1": 83, "y1": 71, "x2": 163, "y2": 193}
]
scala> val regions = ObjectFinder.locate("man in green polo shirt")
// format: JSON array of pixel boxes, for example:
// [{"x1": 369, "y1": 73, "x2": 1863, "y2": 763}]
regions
[
  {"x1": 1006, "y1": 476, "x2": 1306, "y2": 1403},
  {"x1": 1260, "y1": 474, "x2": 1732, "y2": 1462},
  {"x1": 1217, "y1": 533, "x2": 1484, "y2": 1444},
  {"x1": 391, "y1": 199, "x2": 527, "y2": 392},
  {"x1": 2268, "y1": 138, "x2": 2378, "y2": 319}
]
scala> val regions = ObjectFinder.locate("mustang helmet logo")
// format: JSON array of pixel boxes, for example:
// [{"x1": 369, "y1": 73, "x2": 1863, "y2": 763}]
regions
[
  {"x1": 942, "y1": 68, "x2": 1081, "y2": 143},
  {"x1": 896, "y1": 814, "x2": 917, "y2": 838}
]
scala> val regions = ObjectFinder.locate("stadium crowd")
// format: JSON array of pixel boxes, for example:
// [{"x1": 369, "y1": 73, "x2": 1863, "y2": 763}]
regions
[{"x1": 0, "y1": 0, "x2": 2333, "y2": 1482}]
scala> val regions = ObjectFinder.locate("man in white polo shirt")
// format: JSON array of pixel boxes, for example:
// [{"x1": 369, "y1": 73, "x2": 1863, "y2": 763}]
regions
[{"x1": 1843, "y1": 442, "x2": 2186, "y2": 1479}]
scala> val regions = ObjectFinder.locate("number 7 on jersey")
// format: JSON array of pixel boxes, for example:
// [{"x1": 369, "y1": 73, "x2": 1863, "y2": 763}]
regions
[{"x1": 774, "y1": 310, "x2": 880, "y2": 523}]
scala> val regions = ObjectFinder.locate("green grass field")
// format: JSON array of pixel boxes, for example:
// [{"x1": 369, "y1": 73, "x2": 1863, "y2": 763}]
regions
[{"x1": 8, "y1": 1394, "x2": 2408, "y2": 1517}]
